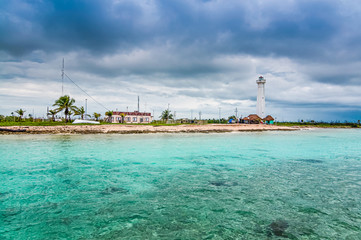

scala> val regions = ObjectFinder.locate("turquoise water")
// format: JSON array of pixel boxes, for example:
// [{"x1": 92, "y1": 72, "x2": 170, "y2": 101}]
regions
[{"x1": 1, "y1": 129, "x2": 361, "y2": 239}]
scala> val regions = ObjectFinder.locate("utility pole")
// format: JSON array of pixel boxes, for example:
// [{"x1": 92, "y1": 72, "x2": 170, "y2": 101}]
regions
[
  {"x1": 199, "y1": 111, "x2": 202, "y2": 120},
  {"x1": 235, "y1": 107, "x2": 238, "y2": 123},
  {"x1": 166, "y1": 103, "x2": 170, "y2": 122},
  {"x1": 137, "y1": 96, "x2": 140, "y2": 112},
  {"x1": 219, "y1": 107, "x2": 221, "y2": 123}
]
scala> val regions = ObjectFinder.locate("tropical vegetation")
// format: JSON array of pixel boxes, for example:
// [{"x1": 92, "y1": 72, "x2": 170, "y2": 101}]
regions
[
  {"x1": 93, "y1": 112, "x2": 101, "y2": 121},
  {"x1": 160, "y1": 109, "x2": 173, "y2": 121},
  {"x1": 47, "y1": 109, "x2": 59, "y2": 122},
  {"x1": 105, "y1": 110, "x2": 113, "y2": 123},
  {"x1": 53, "y1": 95, "x2": 78, "y2": 122},
  {"x1": 74, "y1": 106, "x2": 90, "y2": 120},
  {"x1": 15, "y1": 109, "x2": 26, "y2": 121},
  {"x1": 120, "y1": 113, "x2": 125, "y2": 123}
]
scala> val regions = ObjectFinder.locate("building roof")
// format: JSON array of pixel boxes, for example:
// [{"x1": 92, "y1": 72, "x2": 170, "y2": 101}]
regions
[
  {"x1": 243, "y1": 117, "x2": 249, "y2": 120},
  {"x1": 248, "y1": 114, "x2": 262, "y2": 121},
  {"x1": 113, "y1": 111, "x2": 151, "y2": 116},
  {"x1": 264, "y1": 115, "x2": 274, "y2": 121}
]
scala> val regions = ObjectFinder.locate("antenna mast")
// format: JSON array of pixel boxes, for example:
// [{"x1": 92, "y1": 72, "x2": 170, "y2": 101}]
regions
[
  {"x1": 137, "y1": 96, "x2": 140, "y2": 112},
  {"x1": 61, "y1": 58, "x2": 64, "y2": 96}
]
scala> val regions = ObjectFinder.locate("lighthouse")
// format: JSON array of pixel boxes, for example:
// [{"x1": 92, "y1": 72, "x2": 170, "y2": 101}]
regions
[{"x1": 256, "y1": 76, "x2": 266, "y2": 118}]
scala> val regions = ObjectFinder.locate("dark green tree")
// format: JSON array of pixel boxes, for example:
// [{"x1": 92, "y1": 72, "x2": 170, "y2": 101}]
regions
[
  {"x1": 74, "y1": 106, "x2": 90, "y2": 120},
  {"x1": 47, "y1": 109, "x2": 59, "y2": 122},
  {"x1": 93, "y1": 112, "x2": 101, "y2": 121},
  {"x1": 53, "y1": 95, "x2": 77, "y2": 122},
  {"x1": 15, "y1": 108, "x2": 26, "y2": 121},
  {"x1": 160, "y1": 109, "x2": 173, "y2": 121},
  {"x1": 105, "y1": 110, "x2": 113, "y2": 123}
]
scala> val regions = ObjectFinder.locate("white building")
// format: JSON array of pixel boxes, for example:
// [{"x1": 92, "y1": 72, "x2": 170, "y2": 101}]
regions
[
  {"x1": 110, "y1": 111, "x2": 152, "y2": 123},
  {"x1": 256, "y1": 76, "x2": 266, "y2": 118}
]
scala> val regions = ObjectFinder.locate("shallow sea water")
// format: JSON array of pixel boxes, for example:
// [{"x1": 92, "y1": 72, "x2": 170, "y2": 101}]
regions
[{"x1": 1, "y1": 129, "x2": 361, "y2": 239}]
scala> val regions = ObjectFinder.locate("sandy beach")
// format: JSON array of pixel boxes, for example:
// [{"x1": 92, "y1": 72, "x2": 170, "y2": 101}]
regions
[{"x1": 0, "y1": 124, "x2": 299, "y2": 134}]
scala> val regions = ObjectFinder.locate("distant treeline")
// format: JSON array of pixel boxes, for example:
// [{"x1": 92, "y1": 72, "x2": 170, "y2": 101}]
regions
[
  {"x1": 0, "y1": 115, "x2": 39, "y2": 123},
  {"x1": 276, "y1": 121, "x2": 360, "y2": 128}
]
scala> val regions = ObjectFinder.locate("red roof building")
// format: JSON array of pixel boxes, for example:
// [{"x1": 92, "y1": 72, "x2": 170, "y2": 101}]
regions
[{"x1": 109, "y1": 111, "x2": 153, "y2": 123}]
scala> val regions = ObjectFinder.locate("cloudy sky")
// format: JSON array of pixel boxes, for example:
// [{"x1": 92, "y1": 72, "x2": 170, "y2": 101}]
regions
[{"x1": 1, "y1": 0, "x2": 361, "y2": 121}]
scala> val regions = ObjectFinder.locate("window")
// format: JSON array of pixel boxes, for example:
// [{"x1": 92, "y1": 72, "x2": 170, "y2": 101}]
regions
[
  {"x1": 133, "y1": 117, "x2": 137, "y2": 122},
  {"x1": 140, "y1": 118, "x2": 143, "y2": 123},
  {"x1": 145, "y1": 117, "x2": 149, "y2": 122}
]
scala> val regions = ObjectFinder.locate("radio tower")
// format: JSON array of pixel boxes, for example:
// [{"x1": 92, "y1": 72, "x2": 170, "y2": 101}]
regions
[
  {"x1": 256, "y1": 76, "x2": 266, "y2": 118},
  {"x1": 61, "y1": 58, "x2": 64, "y2": 96}
]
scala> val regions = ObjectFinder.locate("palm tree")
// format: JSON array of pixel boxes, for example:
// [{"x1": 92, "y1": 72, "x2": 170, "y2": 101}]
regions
[
  {"x1": 160, "y1": 109, "x2": 173, "y2": 122},
  {"x1": 68, "y1": 110, "x2": 74, "y2": 121},
  {"x1": 74, "y1": 106, "x2": 90, "y2": 120},
  {"x1": 120, "y1": 113, "x2": 125, "y2": 123},
  {"x1": 105, "y1": 110, "x2": 113, "y2": 123},
  {"x1": 53, "y1": 95, "x2": 78, "y2": 122},
  {"x1": 15, "y1": 109, "x2": 26, "y2": 121},
  {"x1": 47, "y1": 109, "x2": 59, "y2": 122},
  {"x1": 93, "y1": 112, "x2": 101, "y2": 121}
]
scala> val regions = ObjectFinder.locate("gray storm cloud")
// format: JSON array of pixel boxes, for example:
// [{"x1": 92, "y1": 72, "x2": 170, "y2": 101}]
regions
[{"x1": 1, "y1": 0, "x2": 361, "y2": 120}]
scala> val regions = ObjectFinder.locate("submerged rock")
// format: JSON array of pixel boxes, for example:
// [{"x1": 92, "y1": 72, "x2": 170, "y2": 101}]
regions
[
  {"x1": 209, "y1": 181, "x2": 228, "y2": 186},
  {"x1": 0, "y1": 191, "x2": 10, "y2": 197},
  {"x1": 100, "y1": 186, "x2": 129, "y2": 195},
  {"x1": 209, "y1": 180, "x2": 238, "y2": 187},
  {"x1": 297, "y1": 159, "x2": 323, "y2": 164},
  {"x1": 268, "y1": 219, "x2": 289, "y2": 237}
]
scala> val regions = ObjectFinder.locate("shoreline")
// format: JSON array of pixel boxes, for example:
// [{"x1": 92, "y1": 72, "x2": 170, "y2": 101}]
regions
[{"x1": 0, "y1": 124, "x2": 300, "y2": 134}]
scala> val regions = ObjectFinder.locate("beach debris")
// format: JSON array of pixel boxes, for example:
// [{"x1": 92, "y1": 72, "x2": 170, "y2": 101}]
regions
[
  {"x1": 100, "y1": 186, "x2": 129, "y2": 195},
  {"x1": 267, "y1": 219, "x2": 289, "y2": 237}
]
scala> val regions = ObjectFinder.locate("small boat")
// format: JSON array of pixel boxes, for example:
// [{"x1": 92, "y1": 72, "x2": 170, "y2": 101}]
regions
[
  {"x1": 72, "y1": 119, "x2": 100, "y2": 124},
  {"x1": 0, "y1": 128, "x2": 27, "y2": 132}
]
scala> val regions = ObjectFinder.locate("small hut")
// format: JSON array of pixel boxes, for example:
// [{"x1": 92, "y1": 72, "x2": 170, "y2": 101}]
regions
[
  {"x1": 248, "y1": 114, "x2": 262, "y2": 124},
  {"x1": 263, "y1": 115, "x2": 275, "y2": 124},
  {"x1": 242, "y1": 117, "x2": 250, "y2": 124}
]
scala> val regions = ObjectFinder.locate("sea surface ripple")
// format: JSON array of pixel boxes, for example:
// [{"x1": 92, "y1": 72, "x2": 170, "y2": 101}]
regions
[{"x1": 1, "y1": 129, "x2": 361, "y2": 239}]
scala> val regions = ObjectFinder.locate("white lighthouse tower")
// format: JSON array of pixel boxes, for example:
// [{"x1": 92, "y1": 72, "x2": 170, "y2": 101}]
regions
[{"x1": 256, "y1": 76, "x2": 266, "y2": 118}]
